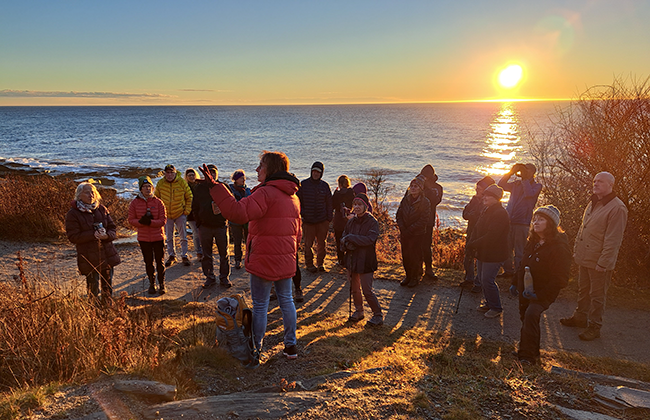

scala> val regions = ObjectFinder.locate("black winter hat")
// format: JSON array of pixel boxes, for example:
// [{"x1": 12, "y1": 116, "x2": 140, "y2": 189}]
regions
[{"x1": 311, "y1": 161, "x2": 324, "y2": 173}]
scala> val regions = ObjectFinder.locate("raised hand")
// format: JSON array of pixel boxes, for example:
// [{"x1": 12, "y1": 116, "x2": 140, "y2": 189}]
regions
[{"x1": 199, "y1": 164, "x2": 218, "y2": 188}]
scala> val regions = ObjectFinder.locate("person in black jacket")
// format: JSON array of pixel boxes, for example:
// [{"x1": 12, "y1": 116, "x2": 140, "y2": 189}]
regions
[
  {"x1": 419, "y1": 164, "x2": 443, "y2": 280},
  {"x1": 396, "y1": 175, "x2": 431, "y2": 288},
  {"x1": 341, "y1": 193, "x2": 383, "y2": 326},
  {"x1": 193, "y1": 164, "x2": 231, "y2": 288},
  {"x1": 511, "y1": 205, "x2": 571, "y2": 365},
  {"x1": 467, "y1": 184, "x2": 509, "y2": 318},
  {"x1": 229, "y1": 169, "x2": 251, "y2": 270},
  {"x1": 297, "y1": 161, "x2": 333, "y2": 273},
  {"x1": 461, "y1": 176, "x2": 495, "y2": 290},
  {"x1": 332, "y1": 175, "x2": 356, "y2": 266}
]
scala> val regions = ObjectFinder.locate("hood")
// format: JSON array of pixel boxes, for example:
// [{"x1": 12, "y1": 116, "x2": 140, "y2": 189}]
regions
[{"x1": 263, "y1": 171, "x2": 300, "y2": 195}]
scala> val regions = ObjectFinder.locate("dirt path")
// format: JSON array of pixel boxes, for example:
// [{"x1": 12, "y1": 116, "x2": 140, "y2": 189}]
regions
[{"x1": 2, "y1": 238, "x2": 649, "y2": 365}]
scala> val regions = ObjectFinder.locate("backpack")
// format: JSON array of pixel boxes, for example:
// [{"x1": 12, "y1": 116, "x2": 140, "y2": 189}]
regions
[{"x1": 215, "y1": 294, "x2": 256, "y2": 366}]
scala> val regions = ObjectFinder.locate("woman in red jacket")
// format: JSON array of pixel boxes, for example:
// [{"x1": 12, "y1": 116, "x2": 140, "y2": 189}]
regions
[
  {"x1": 200, "y1": 151, "x2": 301, "y2": 365},
  {"x1": 128, "y1": 176, "x2": 167, "y2": 295}
]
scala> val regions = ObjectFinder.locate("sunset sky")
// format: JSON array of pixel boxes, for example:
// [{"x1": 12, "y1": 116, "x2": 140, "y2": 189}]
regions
[{"x1": 1, "y1": 0, "x2": 649, "y2": 105}]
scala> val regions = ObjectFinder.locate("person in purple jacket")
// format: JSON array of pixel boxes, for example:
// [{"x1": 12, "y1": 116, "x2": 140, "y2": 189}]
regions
[{"x1": 498, "y1": 163, "x2": 542, "y2": 277}]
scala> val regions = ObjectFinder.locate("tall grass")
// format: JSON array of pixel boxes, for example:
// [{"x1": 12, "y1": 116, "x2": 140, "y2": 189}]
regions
[{"x1": 0, "y1": 174, "x2": 130, "y2": 240}]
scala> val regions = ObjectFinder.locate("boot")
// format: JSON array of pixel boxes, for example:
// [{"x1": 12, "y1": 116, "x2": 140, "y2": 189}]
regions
[
  {"x1": 578, "y1": 324, "x2": 600, "y2": 341},
  {"x1": 147, "y1": 277, "x2": 157, "y2": 295},
  {"x1": 158, "y1": 280, "x2": 166, "y2": 295},
  {"x1": 406, "y1": 276, "x2": 421, "y2": 288}
]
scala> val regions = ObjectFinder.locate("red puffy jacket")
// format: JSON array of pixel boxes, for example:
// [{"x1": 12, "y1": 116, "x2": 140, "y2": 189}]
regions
[
  {"x1": 209, "y1": 172, "x2": 301, "y2": 281},
  {"x1": 128, "y1": 194, "x2": 167, "y2": 242}
]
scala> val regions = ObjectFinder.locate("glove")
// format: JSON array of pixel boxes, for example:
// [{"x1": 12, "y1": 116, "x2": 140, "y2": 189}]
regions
[
  {"x1": 199, "y1": 164, "x2": 219, "y2": 188},
  {"x1": 139, "y1": 214, "x2": 152, "y2": 225},
  {"x1": 509, "y1": 285, "x2": 518, "y2": 297},
  {"x1": 522, "y1": 289, "x2": 538, "y2": 300}
]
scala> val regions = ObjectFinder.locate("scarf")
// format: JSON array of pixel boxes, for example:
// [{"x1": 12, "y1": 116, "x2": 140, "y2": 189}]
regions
[{"x1": 76, "y1": 200, "x2": 98, "y2": 213}]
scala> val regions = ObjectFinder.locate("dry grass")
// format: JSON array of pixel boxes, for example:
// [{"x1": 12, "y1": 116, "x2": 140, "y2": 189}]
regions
[{"x1": 0, "y1": 174, "x2": 130, "y2": 241}]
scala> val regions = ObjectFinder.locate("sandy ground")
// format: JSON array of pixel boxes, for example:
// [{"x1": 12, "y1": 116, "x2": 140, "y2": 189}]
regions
[{"x1": 1, "y1": 237, "x2": 649, "y2": 365}]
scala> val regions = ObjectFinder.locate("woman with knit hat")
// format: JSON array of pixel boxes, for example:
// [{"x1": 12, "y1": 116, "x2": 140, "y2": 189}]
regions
[
  {"x1": 341, "y1": 192, "x2": 383, "y2": 326},
  {"x1": 511, "y1": 205, "x2": 571, "y2": 365},
  {"x1": 396, "y1": 175, "x2": 431, "y2": 287},
  {"x1": 128, "y1": 176, "x2": 168, "y2": 295}
]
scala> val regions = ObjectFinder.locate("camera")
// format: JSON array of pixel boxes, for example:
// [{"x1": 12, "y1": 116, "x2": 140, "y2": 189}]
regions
[{"x1": 93, "y1": 222, "x2": 104, "y2": 231}]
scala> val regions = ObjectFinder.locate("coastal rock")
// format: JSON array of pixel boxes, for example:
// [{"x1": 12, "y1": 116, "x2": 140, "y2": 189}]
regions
[{"x1": 113, "y1": 379, "x2": 176, "y2": 402}]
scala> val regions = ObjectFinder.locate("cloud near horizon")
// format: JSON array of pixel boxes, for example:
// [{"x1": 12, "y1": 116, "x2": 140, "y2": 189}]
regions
[{"x1": 0, "y1": 89, "x2": 175, "y2": 98}]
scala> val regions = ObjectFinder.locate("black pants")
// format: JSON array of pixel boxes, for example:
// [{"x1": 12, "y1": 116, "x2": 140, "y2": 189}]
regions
[
  {"x1": 334, "y1": 228, "x2": 345, "y2": 264},
  {"x1": 422, "y1": 224, "x2": 434, "y2": 272},
  {"x1": 401, "y1": 234, "x2": 425, "y2": 281},
  {"x1": 200, "y1": 225, "x2": 230, "y2": 282},
  {"x1": 139, "y1": 240, "x2": 165, "y2": 286},
  {"x1": 518, "y1": 299, "x2": 550, "y2": 361},
  {"x1": 230, "y1": 223, "x2": 248, "y2": 263},
  {"x1": 293, "y1": 253, "x2": 301, "y2": 292},
  {"x1": 86, "y1": 267, "x2": 113, "y2": 298}
]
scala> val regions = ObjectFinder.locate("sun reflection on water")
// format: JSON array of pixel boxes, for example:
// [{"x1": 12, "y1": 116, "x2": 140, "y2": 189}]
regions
[{"x1": 478, "y1": 102, "x2": 522, "y2": 178}]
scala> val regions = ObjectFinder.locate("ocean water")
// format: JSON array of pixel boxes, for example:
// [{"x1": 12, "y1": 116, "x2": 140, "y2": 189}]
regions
[{"x1": 0, "y1": 102, "x2": 562, "y2": 226}]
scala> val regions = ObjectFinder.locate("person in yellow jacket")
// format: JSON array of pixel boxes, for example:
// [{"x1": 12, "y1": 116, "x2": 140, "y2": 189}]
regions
[{"x1": 155, "y1": 164, "x2": 193, "y2": 267}]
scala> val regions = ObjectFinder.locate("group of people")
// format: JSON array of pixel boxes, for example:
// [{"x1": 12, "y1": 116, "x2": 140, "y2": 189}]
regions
[
  {"x1": 64, "y1": 155, "x2": 627, "y2": 367},
  {"x1": 460, "y1": 164, "x2": 627, "y2": 365}
]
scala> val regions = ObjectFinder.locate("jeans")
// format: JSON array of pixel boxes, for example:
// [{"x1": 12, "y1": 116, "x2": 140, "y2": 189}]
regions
[
  {"x1": 165, "y1": 214, "x2": 188, "y2": 258},
  {"x1": 348, "y1": 272, "x2": 382, "y2": 316},
  {"x1": 230, "y1": 223, "x2": 248, "y2": 263},
  {"x1": 303, "y1": 220, "x2": 329, "y2": 268},
  {"x1": 478, "y1": 260, "x2": 503, "y2": 311},
  {"x1": 518, "y1": 300, "x2": 549, "y2": 361},
  {"x1": 574, "y1": 265, "x2": 612, "y2": 328},
  {"x1": 139, "y1": 240, "x2": 165, "y2": 286},
  {"x1": 250, "y1": 275, "x2": 297, "y2": 351},
  {"x1": 86, "y1": 267, "x2": 114, "y2": 299},
  {"x1": 199, "y1": 225, "x2": 230, "y2": 282},
  {"x1": 187, "y1": 220, "x2": 202, "y2": 256},
  {"x1": 503, "y1": 223, "x2": 529, "y2": 274}
]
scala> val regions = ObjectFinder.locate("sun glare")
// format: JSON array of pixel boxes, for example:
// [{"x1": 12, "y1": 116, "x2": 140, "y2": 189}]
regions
[{"x1": 498, "y1": 64, "x2": 523, "y2": 89}]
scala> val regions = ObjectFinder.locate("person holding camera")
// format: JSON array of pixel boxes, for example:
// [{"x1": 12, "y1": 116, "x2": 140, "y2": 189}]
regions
[
  {"x1": 341, "y1": 193, "x2": 383, "y2": 326},
  {"x1": 66, "y1": 182, "x2": 121, "y2": 301},
  {"x1": 498, "y1": 163, "x2": 542, "y2": 277},
  {"x1": 129, "y1": 176, "x2": 167, "y2": 295}
]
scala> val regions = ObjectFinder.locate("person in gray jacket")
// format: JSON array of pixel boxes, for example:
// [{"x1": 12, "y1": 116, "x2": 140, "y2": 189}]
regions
[{"x1": 560, "y1": 172, "x2": 627, "y2": 341}]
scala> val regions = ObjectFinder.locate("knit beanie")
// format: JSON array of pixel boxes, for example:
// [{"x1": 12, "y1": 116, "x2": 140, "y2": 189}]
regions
[
  {"x1": 534, "y1": 205, "x2": 561, "y2": 228},
  {"x1": 352, "y1": 182, "x2": 367, "y2": 195},
  {"x1": 483, "y1": 184, "x2": 504, "y2": 200},
  {"x1": 232, "y1": 169, "x2": 245, "y2": 181},
  {"x1": 477, "y1": 176, "x2": 495, "y2": 189},
  {"x1": 138, "y1": 176, "x2": 153, "y2": 191},
  {"x1": 410, "y1": 174, "x2": 426, "y2": 190},
  {"x1": 353, "y1": 193, "x2": 372, "y2": 214}
]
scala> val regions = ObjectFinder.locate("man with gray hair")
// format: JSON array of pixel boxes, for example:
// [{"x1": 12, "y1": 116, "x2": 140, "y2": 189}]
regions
[{"x1": 560, "y1": 172, "x2": 627, "y2": 341}]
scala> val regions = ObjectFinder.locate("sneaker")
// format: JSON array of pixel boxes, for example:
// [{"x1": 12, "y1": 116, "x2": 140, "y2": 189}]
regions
[
  {"x1": 294, "y1": 289, "x2": 304, "y2": 303},
  {"x1": 579, "y1": 325, "x2": 601, "y2": 341},
  {"x1": 283, "y1": 345, "x2": 298, "y2": 360},
  {"x1": 476, "y1": 304, "x2": 490, "y2": 313},
  {"x1": 306, "y1": 266, "x2": 318, "y2": 273},
  {"x1": 317, "y1": 266, "x2": 326, "y2": 272},
  {"x1": 220, "y1": 279, "x2": 233, "y2": 288},
  {"x1": 235, "y1": 261, "x2": 242, "y2": 269},
  {"x1": 147, "y1": 285, "x2": 157, "y2": 295},
  {"x1": 165, "y1": 256, "x2": 176, "y2": 267},
  {"x1": 560, "y1": 316, "x2": 588, "y2": 328},
  {"x1": 484, "y1": 309, "x2": 503, "y2": 319},
  {"x1": 202, "y1": 278, "x2": 216, "y2": 289},
  {"x1": 182, "y1": 256, "x2": 191, "y2": 266},
  {"x1": 348, "y1": 312, "x2": 364, "y2": 323},
  {"x1": 471, "y1": 285, "x2": 482, "y2": 293},
  {"x1": 366, "y1": 314, "x2": 384, "y2": 327},
  {"x1": 158, "y1": 285, "x2": 167, "y2": 295}
]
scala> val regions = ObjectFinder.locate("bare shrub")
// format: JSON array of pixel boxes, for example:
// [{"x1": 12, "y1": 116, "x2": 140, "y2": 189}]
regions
[{"x1": 528, "y1": 76, "x2": 650, "y2": 285}]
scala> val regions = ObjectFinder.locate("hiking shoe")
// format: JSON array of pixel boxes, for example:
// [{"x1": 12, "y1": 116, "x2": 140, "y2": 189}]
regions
[
  {"x1": 484, "y1": 309, "x2": 502, "y2": 319},
  {"x1": 366, "y1": 315, "x2": 384, "y2": 327},
  {"x1": 202, "y1": 278, "x2": 216, "y2": 289},
  {"x1": 560, "y1": 316, "x2": 588, "y2": 328},
  {"x1": 220, "y1": 279, "x2": 233, "y2": 288},
  {"x1": 158, "y1": 285, "x2": 167, "y2": 295},
  {"x1": 165, "y1": 256, "x2": 176, "y2": 267},
  {"x1": 317, "y1": 266, "x2": 326, "y2": 272},
  {"x1": 283, "y1": 345, "x2": 298, "y2": 360},
  {"x1": 348, "y1": 312, "x2": 364, "y2": 323},
  {"x1": 235, "y1": 261, "x2": 242, "y2": 269},
  {"x1": 306, "y1": 266, "x2": 318, "y2": 273},
  {"x1": 579, "y1": 325, "x2": 601, "y2": 341},
  {"x1": 294, "y1": 289, "x2": 304, "y2": 303},
  {"x1": 147, "y1": 284, "x2": 157, "y2": 295},
  {"x1": 476, "y1": 304, "x2": 490, "y2": 313},
  {"x1": 182, "y1": 256, "x2": 191, "y2": 266}
]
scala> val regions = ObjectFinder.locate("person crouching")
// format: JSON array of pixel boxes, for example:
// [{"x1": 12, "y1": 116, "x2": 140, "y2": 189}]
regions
[{"x1": 341, "y1": 193, "x2": 383, "y2": 326}]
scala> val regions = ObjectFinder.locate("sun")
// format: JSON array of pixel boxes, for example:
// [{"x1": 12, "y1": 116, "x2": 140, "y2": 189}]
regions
[{"x1": 498, "y1": 64, "x2": 523, "y2": 89}]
